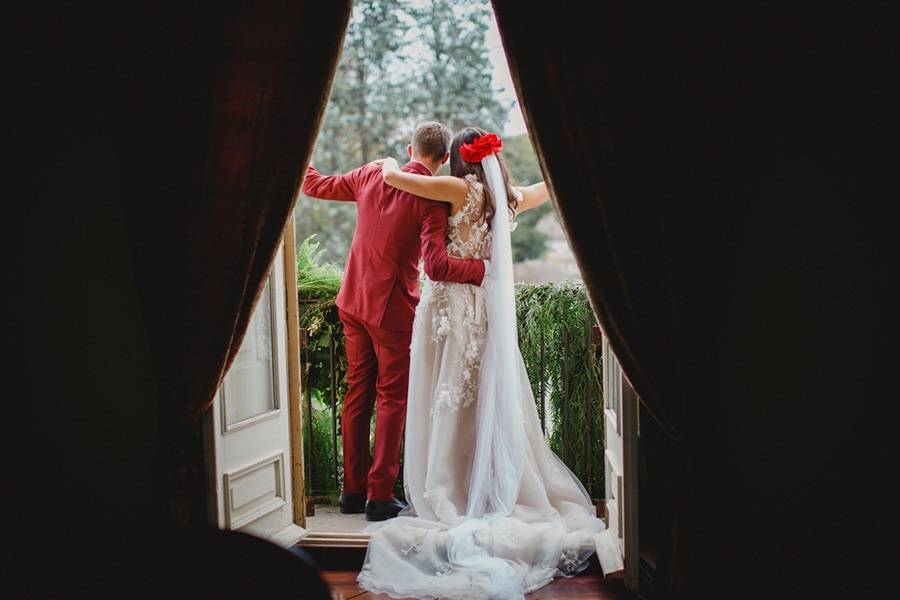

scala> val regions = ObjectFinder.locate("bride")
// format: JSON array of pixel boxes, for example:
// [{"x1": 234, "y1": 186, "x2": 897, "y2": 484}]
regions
[{"x1": 358, "y1": 128, "x2": 606, "y2": 599}]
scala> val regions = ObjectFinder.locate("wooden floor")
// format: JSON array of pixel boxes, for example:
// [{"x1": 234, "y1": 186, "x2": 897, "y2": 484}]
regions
[
  {"x1": 303, "y1": 546, "x2": 632, "y2": 599},
  {"x1": 320, "y1": 567, "x2": 631, "y2": 599}
]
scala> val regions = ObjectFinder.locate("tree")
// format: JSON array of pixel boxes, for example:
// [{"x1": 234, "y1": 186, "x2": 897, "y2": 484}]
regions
[
  {"x1": 502, "y1": 133, "x2": 542, "y2": 185},
  {"x1": 503, "y1": 134, "x2": 552, "y2": 262},
  {"x1": 406, "y1": 0, "x2": 511, "y2": 134},
  {"x1": 320, "y1": 0, "x2": 408, "y2": 167},
  {"x1": 297, "y1": 0, "x2": 408, "y2": 263},
  {"x1": 297, "y1": 0, "x2": 516, "y2": 265}
]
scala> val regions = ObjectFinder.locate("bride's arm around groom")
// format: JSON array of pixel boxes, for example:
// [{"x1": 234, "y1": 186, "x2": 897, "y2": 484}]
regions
[{"x1": 301, "y1": 161, "x2": 487, "y2": 286}]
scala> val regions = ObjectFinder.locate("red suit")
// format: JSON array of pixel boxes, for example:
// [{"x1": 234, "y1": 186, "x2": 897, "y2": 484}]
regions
[{"x1": 302, "y1": 161, "x2": 485, "y2": 500}]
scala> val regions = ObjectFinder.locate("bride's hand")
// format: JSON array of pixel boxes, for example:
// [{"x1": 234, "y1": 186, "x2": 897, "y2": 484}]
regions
[{"x1": 379, "y1": 157, "x2": 401, "y2": 181}]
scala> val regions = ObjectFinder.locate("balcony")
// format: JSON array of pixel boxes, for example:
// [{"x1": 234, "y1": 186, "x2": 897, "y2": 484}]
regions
[{"x1": 295, "y1": 236, "x2": 607, "y2": 534}]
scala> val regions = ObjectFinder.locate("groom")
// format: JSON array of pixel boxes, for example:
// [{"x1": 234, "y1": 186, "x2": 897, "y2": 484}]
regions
[{"x1": 302, "y1": 121, "x2": 487, "y2": 521}]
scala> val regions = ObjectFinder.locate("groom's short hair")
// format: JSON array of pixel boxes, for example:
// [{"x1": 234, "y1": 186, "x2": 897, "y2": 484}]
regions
[{"x1": 411, "y1": 121, "x2": 452, "y2": 161}]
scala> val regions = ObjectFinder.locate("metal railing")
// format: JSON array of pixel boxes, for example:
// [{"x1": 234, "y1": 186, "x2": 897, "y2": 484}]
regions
[{"x1": 300, "y1": 298, "x2": 605, "y2": 502}]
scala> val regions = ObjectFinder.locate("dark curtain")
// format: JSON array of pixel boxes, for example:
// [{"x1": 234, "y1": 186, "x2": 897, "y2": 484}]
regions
[
  {"x1": 109, "y1": 2, "x2": 351, "y2": 524},
  {"x1": 117, "y1": 2, "x2": 351, "y2": 426},
  {"x1": 493, "y1": 3, "x2": 708, "y2": 588},
  {"x1": 493, "y1": 1, "x2": 894, "y2": 597},
  {"x1": 11, "y1": 0, "x2": 354, "y2": 579},
  {"x1": 492, "y1": 1, "x2": 699, "y2": 442}
]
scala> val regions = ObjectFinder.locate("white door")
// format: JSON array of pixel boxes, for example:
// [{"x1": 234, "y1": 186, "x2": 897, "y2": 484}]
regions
[
  {"x1": 205, "y1": 243, "x2": 306, "y2": 547},
  {"x1": 593, "y1": 333, "x2": 639, "y2": 587}
]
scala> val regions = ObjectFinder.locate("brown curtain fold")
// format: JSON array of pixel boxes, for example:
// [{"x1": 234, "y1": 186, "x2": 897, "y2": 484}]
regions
[
  {"x1": 119, "y1": 2, "x2": 352, "y2": 427},
  {"x1": 491, "y1": 1, "x2": 696, "y2": 442},
  {"x1": 491, "y1": 3, "x2": 767, "y2": 591},
  {"x1": 109, "y1": 2, "x2": 352, "y2": 525},
  {"x1": 492, "y1": 5, "x2": 701, "y2": 590},
  {"x1": 493, "y1": 3, "x2": 894, "y2": 596}
]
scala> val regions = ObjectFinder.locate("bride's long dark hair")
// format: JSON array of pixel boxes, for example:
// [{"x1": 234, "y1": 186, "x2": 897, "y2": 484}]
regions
[{"x1": 449, "y1": 127, "x2": 518, "y2": 227}]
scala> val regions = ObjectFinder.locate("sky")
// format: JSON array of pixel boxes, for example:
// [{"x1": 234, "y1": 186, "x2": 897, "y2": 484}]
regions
[{"x1": 485, "y1": 11, "x2": 528, "y2": 136}]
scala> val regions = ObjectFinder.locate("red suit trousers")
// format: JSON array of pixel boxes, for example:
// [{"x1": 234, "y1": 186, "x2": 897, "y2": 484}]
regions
[{"x1": 338, "y1": 308, "x2": 411, "y2": 501}]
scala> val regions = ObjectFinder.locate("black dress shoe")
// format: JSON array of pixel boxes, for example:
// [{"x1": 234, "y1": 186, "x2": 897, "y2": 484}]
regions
[
  {"x1": 365, "y1": 496, "x2": 408, "y2": 521},
  {"x1": 338, "y1": 492, "x2": 366, "y2": 514}
]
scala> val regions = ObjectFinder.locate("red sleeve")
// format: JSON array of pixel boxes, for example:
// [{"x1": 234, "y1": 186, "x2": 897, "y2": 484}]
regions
[
  {"x1": 420, "y1": 200, "x2": 486, "y2": 285},
  {"x1": 301, "y1": 165, "x2": 365, "y2": 201}
]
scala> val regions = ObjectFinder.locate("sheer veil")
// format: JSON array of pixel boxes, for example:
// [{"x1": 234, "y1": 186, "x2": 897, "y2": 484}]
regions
[{"x1": 466, "y1": 153, "x2": 526, "y2": 519}]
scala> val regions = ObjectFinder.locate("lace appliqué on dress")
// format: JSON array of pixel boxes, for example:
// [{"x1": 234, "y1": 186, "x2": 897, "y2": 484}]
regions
[
  {"x1": 425, "y1": 174, "x2": 494, "y2": 419},
  {"x1": 446, "y1": 174, "x2": 492, "y2": 260},
  {"x1": 430, "y1": 381, "x2": 463, "y2": 417},
  {"x1": 559, "y1": 548, "x2": 581, "y2": 575},
  {"x1": 399, "y1": 530, "x2": 429, "y2": 556},
  {"x1": 427, "y1": 293, "x2": 487, "y2": 418}
]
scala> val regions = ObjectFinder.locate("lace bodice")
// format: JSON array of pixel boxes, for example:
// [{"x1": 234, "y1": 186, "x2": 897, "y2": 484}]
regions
[
  {"x1": 445, "y1": 174, "x2": 521, "y2": 260},
  {"x1": 415, "y1": 174, "x2": 524, "y2": 418}
]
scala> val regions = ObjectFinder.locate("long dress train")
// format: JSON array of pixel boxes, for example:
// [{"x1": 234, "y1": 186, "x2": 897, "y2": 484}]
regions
[{"x1": 357, "y1": 170, "x2": 606, "y2": 599}]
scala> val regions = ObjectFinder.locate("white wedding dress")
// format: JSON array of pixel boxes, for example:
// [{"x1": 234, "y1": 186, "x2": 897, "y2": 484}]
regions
[{"x1": 357, "y1": 157, "x2": 606, "y2": 599}]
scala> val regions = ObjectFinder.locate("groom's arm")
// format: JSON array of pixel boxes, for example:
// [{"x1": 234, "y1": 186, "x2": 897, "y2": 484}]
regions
[
  {"x1": 420, "y1": 200, "x2": 486, "y2": 285},
  {"x1": 301, "y1": 165, "x2": 364, "y2": 201}
]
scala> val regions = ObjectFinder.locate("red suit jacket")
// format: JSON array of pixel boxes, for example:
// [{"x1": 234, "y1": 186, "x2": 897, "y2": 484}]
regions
[{"x1": 302, "y1": 161, "x2": 485, "y2": 332}]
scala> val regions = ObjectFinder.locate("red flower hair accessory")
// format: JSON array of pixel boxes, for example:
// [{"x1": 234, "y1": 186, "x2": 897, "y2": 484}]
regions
[{"x1": 459, "y1": 132, "x2": 503, "y2": 163}]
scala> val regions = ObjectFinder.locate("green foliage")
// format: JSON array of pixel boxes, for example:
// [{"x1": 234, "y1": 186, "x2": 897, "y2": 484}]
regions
[
  {"x1": 405, "y1": 0, "x2": 511, "y2": 134},
  {"x1": 502, "y1": 134, "x2": 543, "y2": 186},
  {"x1": 515, "y1": 281, "x2": 605, "y2": 497},
  {"x1": 296, "y1": 235, "x2": 348, "y2": 420},
  {"x1": 297, "y1": 236, "x2": 348, "y2": 496},
  {"x1": 321, "y1": 0, "x2": 410, "y2": 166},
  {"x1": 296, "y1": 235, "x2": 343, "y2": 328},
  {"x1": 503, "y1": 133, "x2": 550, "y2": 262},
  {"x1": 306, "y1": 392, "x2": 342, "y2": 500},
  {"x1": 299, "y1": 235, "x2": 603, "y2": 499},
  {"x1": 511, "y1": 203, "x2": 551, "y2": 262}
]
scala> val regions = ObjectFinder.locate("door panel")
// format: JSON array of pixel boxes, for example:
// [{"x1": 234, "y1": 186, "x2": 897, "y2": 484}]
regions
[
  {"x1": 224, "y1": 451, "x2": 286, "y2": 530},
  {"x1": 594, "y1": 334, "x2": 638, "y2": 587},
  {"x1": 207, "y1": 243, "x2": 306, "y2": 546}
]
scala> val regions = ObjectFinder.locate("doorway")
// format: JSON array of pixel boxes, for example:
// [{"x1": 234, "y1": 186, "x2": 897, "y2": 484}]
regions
[
  {"x1": 294, "y1": 0, "x2": 599, "y2": 540},
  {"x1": 205, "y1": 0, "x2": 639, "y2": 587}
]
